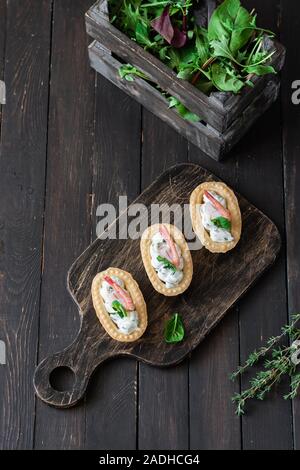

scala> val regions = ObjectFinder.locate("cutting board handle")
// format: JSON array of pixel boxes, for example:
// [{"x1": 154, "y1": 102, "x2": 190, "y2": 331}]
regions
[{"x1": 34, "y1": 310, "x2": 110, "y2": 408}]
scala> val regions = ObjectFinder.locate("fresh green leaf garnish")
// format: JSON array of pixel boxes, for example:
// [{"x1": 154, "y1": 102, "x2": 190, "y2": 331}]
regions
[
  {"x1": 119, "y1": 64, "x2": 149, "y2": 81},
  {"x1": 211, "y1": 216, "x2": 232, "y2": 231},
  {"x1": 112, "y1": 300, "x2": 128, "y2": 318},
  {"x1": 231, "y1": 314, "x2": 300, "y2": 416},
  {"x1": 110, "y1": 0, "x2": 277, "y2": 97},
  {"x1": 168, "y1": 96, "x2": 201, "y2": 122},
  {"x1": 244, "y1": 64, "x2": 276, "y2": 76},
  {"x1": 164, "y1": 313, "x2": 185, "y2": 344},
  {"x1": 157, "y1": 255, "x2": 177, "y2": 272},
  {"x1": 208, "y1": 0, "x2": 254, "y2": 55},
  {"x1": 211, "y1": 62, "x2": 244, "y2": 93}
]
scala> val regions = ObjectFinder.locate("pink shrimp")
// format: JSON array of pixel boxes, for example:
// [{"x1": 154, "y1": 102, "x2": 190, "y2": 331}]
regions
[
  {"x1": 159, "y1": 225, "x2": 180, "y2": 268},
  {"x1": 104, "y1": 275, "x2": 135, "y2": 311},
  {"x1": 204, "y1": 190, "x2": 231, "y2": 221}
]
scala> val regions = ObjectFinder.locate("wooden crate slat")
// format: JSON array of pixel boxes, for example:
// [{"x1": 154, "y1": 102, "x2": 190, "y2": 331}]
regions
[
  {"x1": 86, "y1": 0, "x2": 285, "y2": 134},
  {"x1": 86, "y1": 3, "x2": 227, "y2": 132},
  {"x1": 89, "y1": 41, "x2": 280, "y2": 160},
  {"x1": 222, "y1": 77, "x2": 280, "y2": 154},
  {"x1": 88, "y1": 41, "x2": 225, "y2": 161},
  {"x1": 221, "y1": 39, "x2": 286, "y2": 127}
]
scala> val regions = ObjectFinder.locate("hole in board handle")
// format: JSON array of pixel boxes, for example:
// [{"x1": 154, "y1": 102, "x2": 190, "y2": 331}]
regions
[{"x1": 49, "y1": 366, "x2": 75, "y2": 392}]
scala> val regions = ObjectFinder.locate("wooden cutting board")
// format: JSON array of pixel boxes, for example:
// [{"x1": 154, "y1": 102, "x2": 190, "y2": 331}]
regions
[{"x1": 34, "y1": 163, "x2": 281, "y2": 408}]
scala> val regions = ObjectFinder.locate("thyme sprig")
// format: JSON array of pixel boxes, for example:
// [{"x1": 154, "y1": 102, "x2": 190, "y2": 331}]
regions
[{"x1": 231, "y1": 314, "x2": 300, "y2": 416}]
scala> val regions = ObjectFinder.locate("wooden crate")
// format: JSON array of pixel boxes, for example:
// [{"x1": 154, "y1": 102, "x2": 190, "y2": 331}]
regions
[{"x1": 85, "y1": 0, "x2": 286, "y2": 160}]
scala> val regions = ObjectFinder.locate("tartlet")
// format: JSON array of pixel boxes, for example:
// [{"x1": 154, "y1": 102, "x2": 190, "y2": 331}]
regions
[
  {"x1": 91, "y1": 267, "x2": 147, "y2": 342},
  {"x1": 140, "y1": 224, "x2": 193, "y2": 297},
  {"x1": 190, "y1": 181, "x2": 242, "y2": 253}
]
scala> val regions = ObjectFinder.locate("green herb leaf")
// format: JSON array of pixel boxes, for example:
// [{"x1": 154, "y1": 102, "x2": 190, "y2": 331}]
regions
[
  {"x1": 164, "y1": 313, "x2": 185, "y2": 344},
  {"x1": 112, "y1": 300, "x2": 127, "y2": 318},
  {"x1": 230, "y1": 314, "x2": 300, "y2": 415},
  {"x1": 110, "y1": 0, "x2": 277, "y2": 98},
  {"x1": 211, "y1": 62, "x2": 244, "y2": 93},
  {"x1": 244, "y1": 64, "x2": 276, "y2": 76},
  {"x1": 118, "y1": 64, "x2": 149, "y2": 81},
  {"x1": 168, "y1": 96, "x2": 201, "y2": 122},
  {"x1": 208, "y1": 0, "x2": 254, "y2": 55},
  {"x1": 211, "y1": 216, "x2": 232, "y2": 231},
  {"x1": 195, "y1": 27, "x2": 210, "y2": 65},
  {"x1": 157, "y1": 255, "x2": 177, "y2": 272},
  {"x1": 135, "y1": 21, "x2": 154, "y2": 47}
]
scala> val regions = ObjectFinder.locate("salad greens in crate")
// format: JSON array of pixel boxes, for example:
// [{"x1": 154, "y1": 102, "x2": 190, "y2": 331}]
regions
[{"x1": 109, "y1": 0, "x2": 277, "y2": 121}]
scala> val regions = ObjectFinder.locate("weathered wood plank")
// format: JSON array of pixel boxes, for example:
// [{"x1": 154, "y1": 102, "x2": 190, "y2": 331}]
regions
[
  {"x1": 280, "y1": 0, "x2": 300, "y2": 450},
  {"x1": 138, "y1": 113, "x2": 189, "y2": 450},
  {"x1": 0, "y1": 0, "x2": 5, "y2": 102},
  {"x1": 86, "y1": 3, "x2": 226, "y2": 132},
  {"x1": 0, "y1": 0, "x2": 52, "y2": 450},
  {"x1": 34, "y1": 164, "x2": 280, "y2": 412},
  {"x1": 236, "y1": 0, "x2": 293, "y2": 449},
  {"x1": 89, "y1": 41, "x2": 281, "y2": 161},
  {"x1": 88, "y1": 41, "x2": 225, "y2": 161},
  {"x1": 34, "y1": 0, "x2": 95, "y2": 450},
  {"x1": 188, "y1": 151, "x2": 241, "y2": 450},
  {"x1": 86, "y1": 1, "x2": 285, "y2": 133},
  {"x1": 84, "y1": 76, "x2": 141, "y2": 450}
]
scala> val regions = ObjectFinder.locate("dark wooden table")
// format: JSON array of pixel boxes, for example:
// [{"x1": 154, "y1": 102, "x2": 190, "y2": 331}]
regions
[{"x1": 0, "y1": 0, "x2": 299, "y2": 450}]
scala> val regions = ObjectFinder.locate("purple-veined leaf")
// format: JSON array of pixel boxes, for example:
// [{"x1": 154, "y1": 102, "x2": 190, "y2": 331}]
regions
[{"x1": 151, "y1": 6, "x2": 187, "y2": 48}]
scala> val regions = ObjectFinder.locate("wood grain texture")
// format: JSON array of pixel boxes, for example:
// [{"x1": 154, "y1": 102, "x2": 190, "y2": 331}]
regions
[
  {"x1": 188, "y1": 147, "x2": 241, "y2": 449},
  {"x1": 34, "y1": 163, "x2": 281, "y2": 409},
  {"x1": 280, "y1": 0, "x2": 300, "y2": 450},
  {"x1": 84, "y1": 76, "x2": 141, "y2": 450},
  {"x1": 88, "y1": 41, "x2": 281, "y2": 161},
  {"x1": 138, "y1": 113, "x2": 189, "y2": 450},
  {"x1": 0, "y1": 0, "x2": 52, "y2": 449},
  {"x1": 235, "y1": 0, "x2": 293, "y2": 450},
  {"x1": 86, "y1": 1, "x2": 285, "y2": 134},
  {"x1": 86, "y1": 2, "x2": 225, "y2": 132},
  {"x1": 34, "y1": 0, "x2": 95, "y2": 450},
  {"x1": 0, "y1": 0, "x2": 297, "y2": 451}
]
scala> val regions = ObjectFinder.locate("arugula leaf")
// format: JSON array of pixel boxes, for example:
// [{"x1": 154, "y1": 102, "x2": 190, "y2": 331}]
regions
[
  {"x1": 164, "y1": 313, "x2": 185, "y2": 344},
  {"x1": 168, "y1": 96, "x2": 201, "y2": 122},
  {"x1": 121, "y1": 1, "x2": 144, "y2": 33},
  {"x1": 244, "y1": 64, "x2": 276, "y2": 76},
  {"x1": 112, "y1": 300, "x2": 128, "y2": 318},
  {"x1": 119, "y1": 64, "x2": 149, "y2": 81},
  {"x1": 211, "y1": 216, "x2": 232, "y2": 231},
  {"x1": 195, "y1": 27, "x2": 210, "y2": 65},
  {"x1": 135, "y1": 21, "x2": 154, "y2": 47},
  {"x1": 157, "y1": 255, "x2": 177, "y2": 272},
  {"x1": 211, "y1": 62, "x2": 244, "y2": 93},
  {"x1": 110, "y1": 0, "x2": 277, "y2": 96},
  {"x1": 210, "y1": 38, "x2": 235, "y2": 62}
]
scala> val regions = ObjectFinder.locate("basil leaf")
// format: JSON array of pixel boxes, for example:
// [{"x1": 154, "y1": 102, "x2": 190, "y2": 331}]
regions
[
  {"x1": 211, "y1": 216, "x2": 232, "y2": 231},
  {"x1": 165, "y1": 313, "x2": 185, "y2": 344},
  {"x1": 157, "y1": 255, "x2": 177, "y2": 272},
  {"x1": 112, "y1": 300, "x2": 127, "y2": 318}
]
